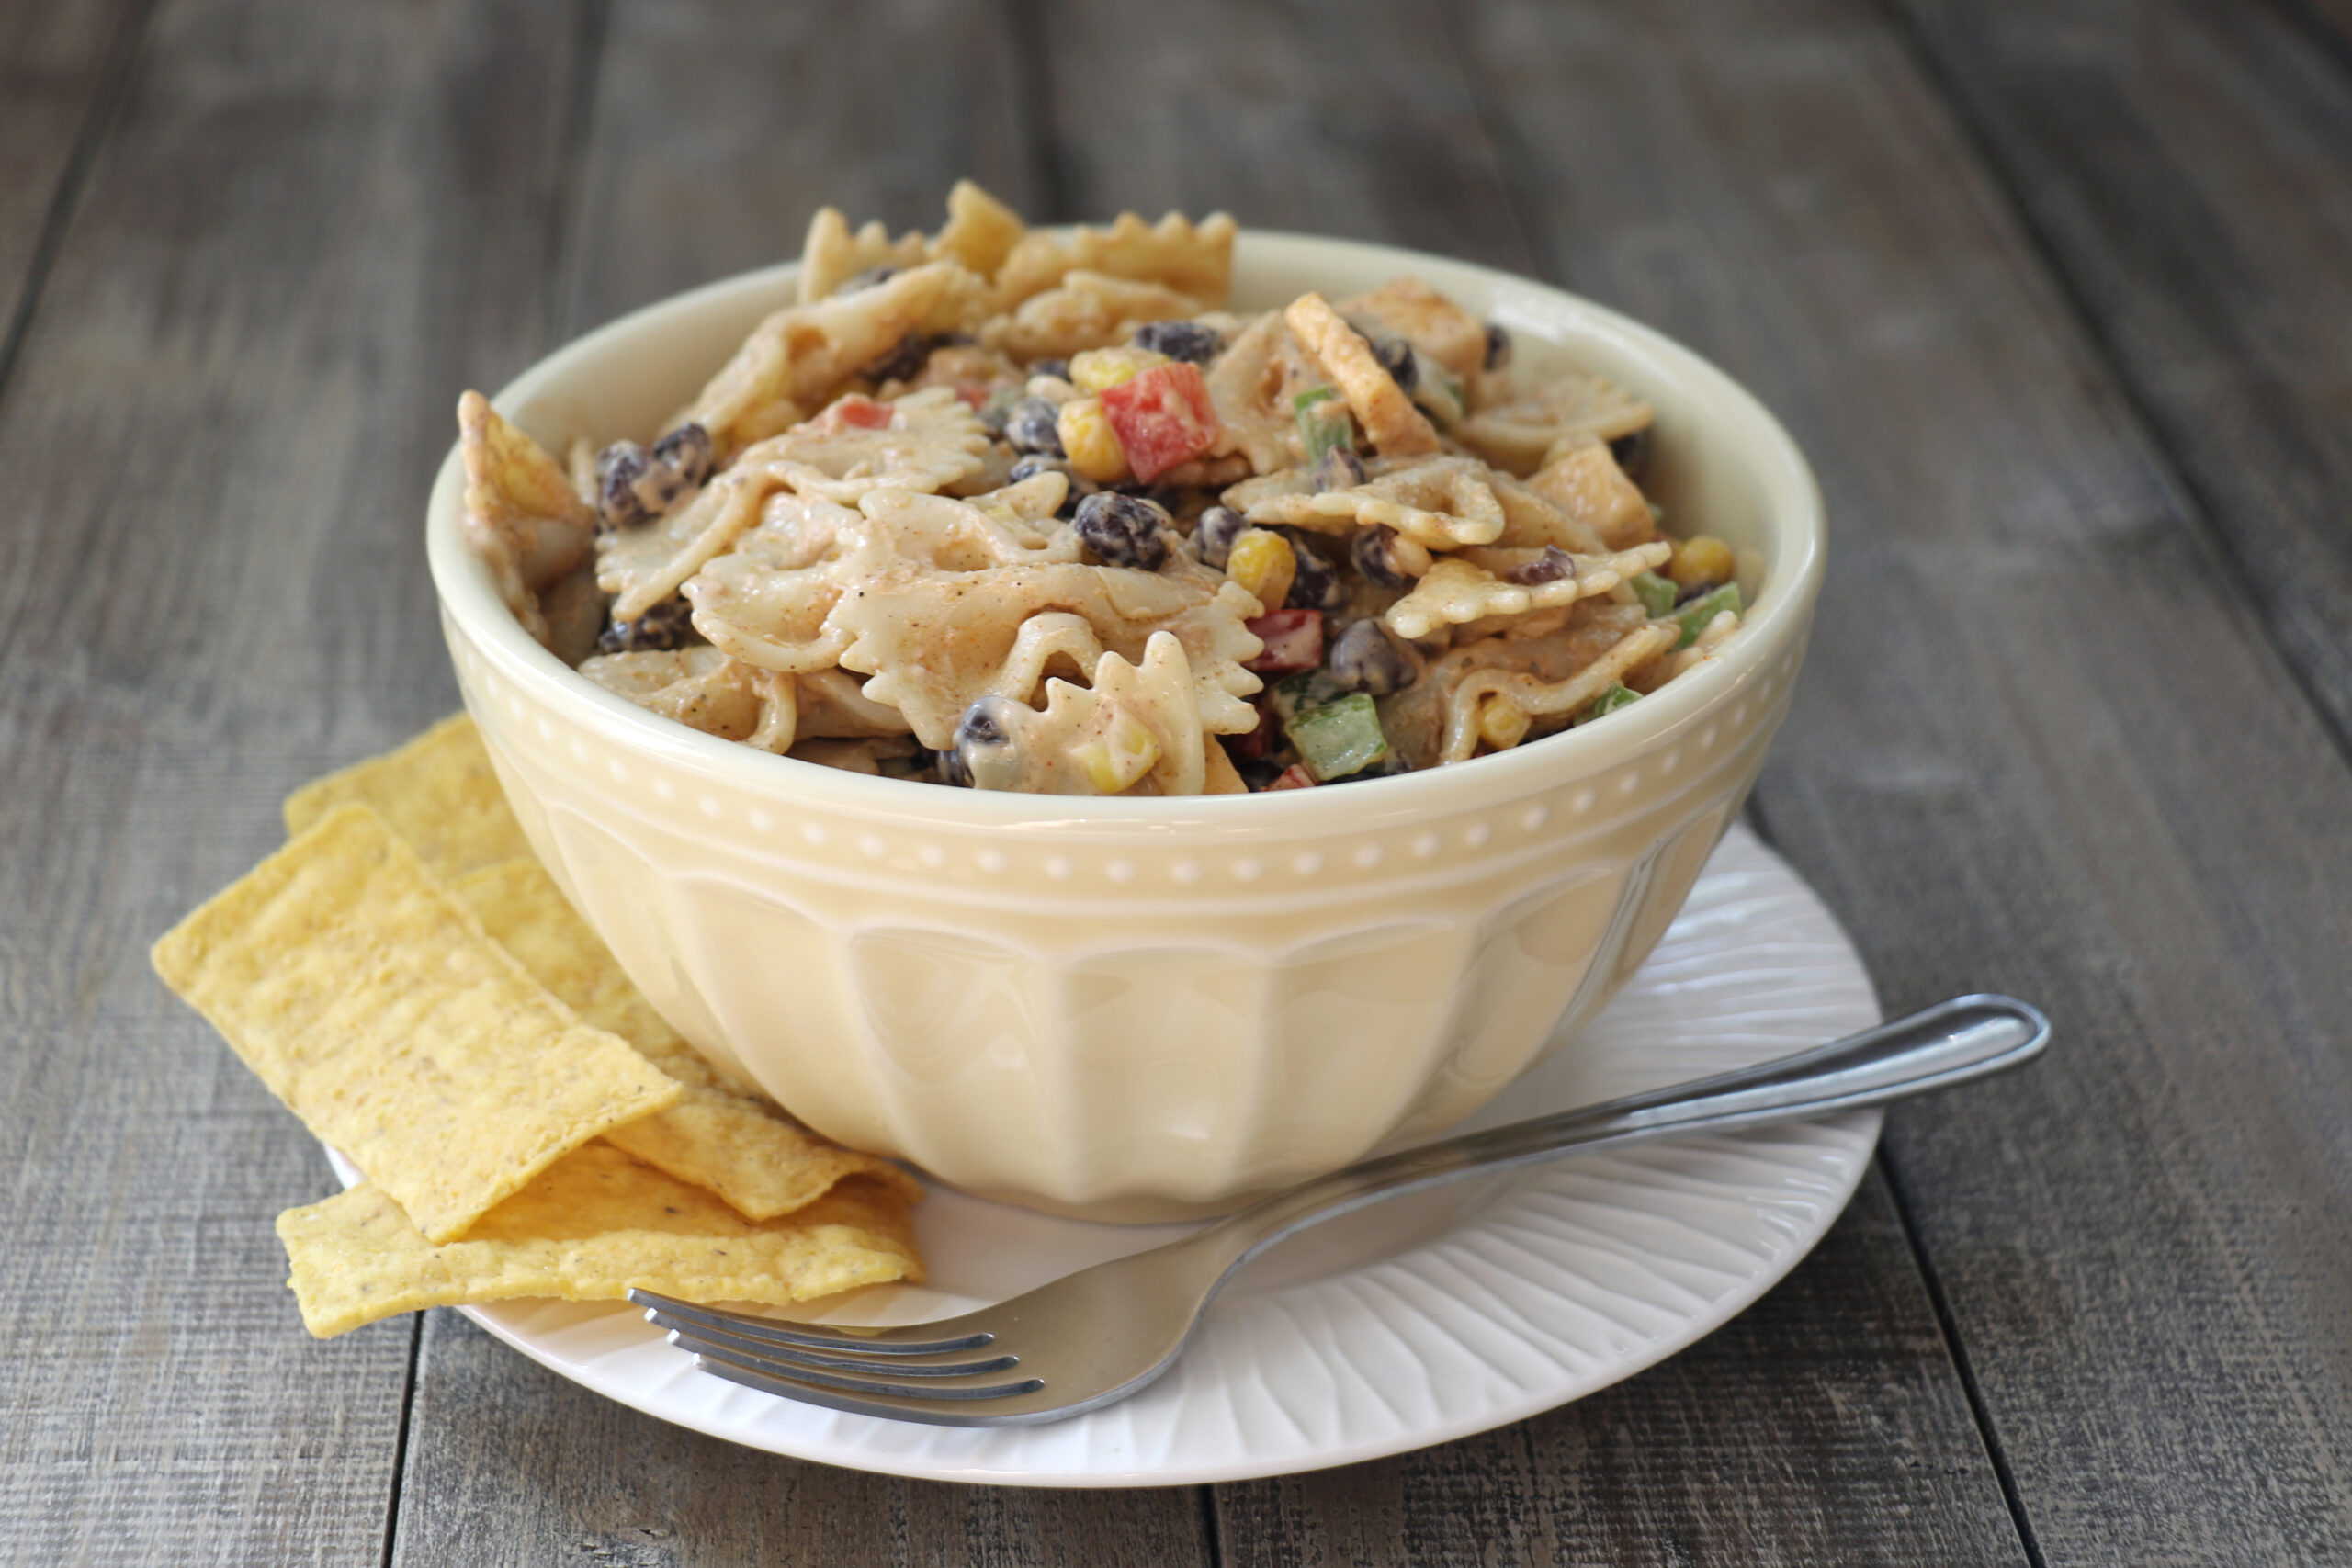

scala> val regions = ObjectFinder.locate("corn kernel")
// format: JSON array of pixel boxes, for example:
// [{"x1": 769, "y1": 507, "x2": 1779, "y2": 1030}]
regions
[
  {"x1": 1071, "y1": 706, "x2": 1160, "y2": 793},
  {"x1": 1069, "y1": 345, "x2": 1171, "y2": 395},
  {"x1": 1478, "y1": 694, "x2": 1532, "y2": 750},
  {"x1": 1668, "y1": 534, "x2": 1736, "y2": 590},
  {"x1": 1226, "y1": 527, "x2": 1297, "y2": 615},
  {"x1": 1057, "y1": 397, "x2": 1130, "y2": 483}
]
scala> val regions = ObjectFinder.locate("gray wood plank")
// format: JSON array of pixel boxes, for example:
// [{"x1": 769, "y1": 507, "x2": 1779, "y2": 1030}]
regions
[
  {"x1": 0, "y1": 0, "x2": 141, "y2": 368},
  {"x1": 1218, "y1": 1177, "x2": 2025, "y2": 1567},
  {"x1": 392, "y1": 1308, "x2": 1213, "y2": 1568},
  {"x1": 556, "y1": 0, "x2": 1043, "y2": 336},
  {"x1": 1451, "y1": 0, "x2": 2352, "y2": 1559},
  {"x1": 1035, "y1": 0, "x2": 1530, "y2": 270},
  {"x1": 0, "y1": 0, "x2": 590, "y2": 1561},
  {"x1": 1035, "y1": 0, "x2": 2029, "y2": 1559},
  {"x1": 389, "y1": 3, "x2": 1210, "y2": 1559},
  {"x1": 2298, "y1": 0, "x2": 2352, "y2": 51},
  {"x1": 1889, "y1": 0, "x2": 2352, "y2": 754}
]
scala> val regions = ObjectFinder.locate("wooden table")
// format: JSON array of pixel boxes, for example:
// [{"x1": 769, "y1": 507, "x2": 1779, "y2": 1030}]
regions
[{"x1": 9, "y1": 0, "x2": 2352, "y2": 1559}]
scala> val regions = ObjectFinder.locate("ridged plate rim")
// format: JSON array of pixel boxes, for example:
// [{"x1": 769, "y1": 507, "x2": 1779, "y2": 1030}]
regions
[{"x1": 329, "y1": 822, "x2": 1879, "y2": 1486}]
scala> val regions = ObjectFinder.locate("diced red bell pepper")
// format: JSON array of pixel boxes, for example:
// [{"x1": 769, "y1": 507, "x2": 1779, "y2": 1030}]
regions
[
  {"x1": 1266, "y1": 763, "x2": 1318, "y2": 791},
  {"x1": 824, "y1": 394, "x2": 896, "y2": 431},
  {"x1": 1243, "y1": 609, "x2": 1323, "y2": 674},
  {"x1": 1099, "y1": 361, "x2": 1221, "y2": 482}
]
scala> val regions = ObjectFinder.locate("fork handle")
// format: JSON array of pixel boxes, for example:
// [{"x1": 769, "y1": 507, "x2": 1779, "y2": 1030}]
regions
[{"x1": 1186, "y1": 993, "x2": 2050, "y2": 1286}]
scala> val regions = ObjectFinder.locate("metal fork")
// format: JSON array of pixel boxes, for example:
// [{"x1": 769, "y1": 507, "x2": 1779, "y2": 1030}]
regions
[{"x1": 632, "y1": 993, "x2": 2048, "y2": 1427}]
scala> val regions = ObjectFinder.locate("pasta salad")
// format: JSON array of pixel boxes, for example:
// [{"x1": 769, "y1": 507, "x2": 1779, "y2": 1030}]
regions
[{"x1": 457, "y1": 183, "x2": 1746, "y2": 795}]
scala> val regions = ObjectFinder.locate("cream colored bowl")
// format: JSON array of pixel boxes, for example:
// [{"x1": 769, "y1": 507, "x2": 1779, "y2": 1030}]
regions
[{"x1": 426, "y1": 234, "x2": 1826, "y2": 1221}]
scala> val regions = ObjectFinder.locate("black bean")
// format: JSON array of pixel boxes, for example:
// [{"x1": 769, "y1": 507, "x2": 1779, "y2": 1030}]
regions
[
  {"x1": 837, "y1": 265, "x2": 898, "y2": 295},
  {"x1": 1283, "y1": 534, "x2": 1346, "y2": 611},
  {"x1": 1232, "y1": 753, "x2": 1289, "y2": 792},
  {"x1": 1327, "y1": 617, "x2": 1419, "y2": 696},
  {"x1": 1315, "y1": 446, "x2": 1367, "y2": 492},
  {"x1": 1107, "y1": 479, "x2": 1179, "y2": 510},
  {"x1": 863, "y1": 330, "x2": 928, "y2": 384},
  {"x1": 1072, "y1": 491, "x2": 1172, "y2": 570},
  {"x1": 1192, "y1": 505, "x2": 1247, "y2": 569},
  {"x1": 1609, "y1": 426, "x2": 1653, "y2": 478},
  {"x1": 954, "y1": 696, "x2": 1026, "y2": 791},
  {"x1": 976, "y1": 385, "x2": 1021, "y2": 438},
  {"x1": 1371, "y1": 334, "x2": 1418, "y2": 392},
  {"x1": 1132, "y1": 320, "x2": 1223, "y2": 364},
  {"x1": 1483, "y1": 321, "x2": 1512, "y2": 371},
  {"x1": 596, "y1": 441, "x2": 688, "y2": 530},
  {"x1": 1327, "y1": 753, "x2": 1410, "y2": 784},
  {"x1": 1004, "y1": 398, "x2": 1066, "y2": 456},
  {"x1": 595, "y1": 443, "x2": 653, "y2": 530},
  {"x1": 1008, "y1": 454, "x2": 1078, "y2": 488},
  {"x1": 1005, "y1": 455, "x2": 1096, "y2": 517},
  {"x1": 597, "y1": 596, "x2": 695, "y2": 654},
  {"x1": 932, "y1": 746, "x2": 973, "y2": 787},
  {"x1": 1029, "y1": 357, "x2": 1070, "y2": 383},
  {"x1": 1351, "y1": 525, "x2": 1417, "y2": 589},
  {"x1": 1505, "y1": 545, "x2": 1577, "y2": 585},
  {"x1": 650, "y1": 422, "x2": 714, "y2": 487}
]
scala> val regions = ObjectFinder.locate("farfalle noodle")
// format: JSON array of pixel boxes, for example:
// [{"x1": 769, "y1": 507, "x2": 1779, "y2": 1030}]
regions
[{"x1": 457, "y1": 186, "x2": 1747, "y2": 795}]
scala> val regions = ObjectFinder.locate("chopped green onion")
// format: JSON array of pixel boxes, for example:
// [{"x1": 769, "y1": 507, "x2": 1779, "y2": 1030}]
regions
[
  {"x1": 1672, "y1": 582, "x2": 1742, "y2": 649},
  {"x1": 1293, "y1": 388, "x2": 1356, "y2": 463},
  {"x1": 1284, "y1": 693, "x2": 1390, "y2": 781},
  {"x1": 1581, "y1": 683, "x2": 1641, "y2": 723},
  {"x1": 1630, "y1": 571, "x2": 1679, "y2": 618},
  {"x1": 1268, "y1": 669, "x2": 1348, "y2": 724}
]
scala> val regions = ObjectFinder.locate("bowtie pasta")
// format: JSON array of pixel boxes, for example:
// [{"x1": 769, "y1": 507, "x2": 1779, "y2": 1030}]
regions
[{"x1": 458, "y1": 183, "x2": 1747, "y2": 796}]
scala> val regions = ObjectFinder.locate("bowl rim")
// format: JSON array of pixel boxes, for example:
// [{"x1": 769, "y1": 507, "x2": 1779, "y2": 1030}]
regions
[{"x1": 427, "y1": 231, "x2": 1825, "y2": 832}]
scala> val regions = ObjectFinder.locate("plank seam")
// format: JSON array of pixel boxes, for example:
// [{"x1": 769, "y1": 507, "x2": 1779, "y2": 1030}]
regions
[
  {"x1": 997, "y1": 0, "x2": 1070, "y2": 220},
  {"x1": 1745, "y1": 795, "x2": 2041, "y2": 1563},
  {"x1": 379, "y1": 1311, "x2": 426, "y2": 1568},
  {"x1": 1421, "y1": 0, "x2": 1548, "y2": 278},
  {"x1": 1875, "y1": 1146, "x2": 2049, "y2": 1568},
  {"x1": 1874, "y1": 0, "x2": 2352, "y2": 782},
  {"x1": 549, "y1": 0, "x2": 613, "y2": 346},
  {"x1": 2275, "y1": 0, "x2": 2352, "y2": 80},
  {"x1": 0, "y1": 0, "x2": 161, "y2": 420},
  {"x1": 1198, "y1": 1483, "x2": 1226, "y2": 1568}
]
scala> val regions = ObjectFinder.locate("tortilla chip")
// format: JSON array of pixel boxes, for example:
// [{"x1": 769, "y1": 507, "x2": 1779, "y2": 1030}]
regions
[
  {"x1": 153, "y1": 805, "x2": 681, "y2": 1243},
  {"x1": 282, "y1": 714, "x2": 530, "y2": 880},
  {"x1": 1284, "y1": 290, "x2": 1440, "y2": 457},
  {"x1": 453, "y1": 859, "x2": 922, "y2": 1217},
  {"x1": 277, "y1": 1150, "x2": 922, "y2": 1337}
]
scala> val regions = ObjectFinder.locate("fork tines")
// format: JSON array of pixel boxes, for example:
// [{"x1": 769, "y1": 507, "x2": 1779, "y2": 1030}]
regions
[{"x1": 629, "y1": 1290, "x2": 1046, "y2": 1407}]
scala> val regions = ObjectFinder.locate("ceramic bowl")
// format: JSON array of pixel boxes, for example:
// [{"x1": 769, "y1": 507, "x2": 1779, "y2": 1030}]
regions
[{"x1": 425, "y1": 232, "x2": 1826, "y2": 1221}]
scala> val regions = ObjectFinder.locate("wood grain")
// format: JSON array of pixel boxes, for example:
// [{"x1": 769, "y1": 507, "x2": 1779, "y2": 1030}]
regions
[
  {"x1": 9, "y1": 0, "x2": 2352, "y2": 1557},
  {"x1": 0, "y1": 0, "x2": 590, "y2": 1561},
  {"x1": 1034, "y1": 0, "x2": 2030, "y2": 1558},
  {"x1": 1034, "y1": 0, "x2": 1530, "y2": 270},
  {"x1": 1216, "y1": 1175, "x2": 2027, "y2": 1566},
  {"x1": 556, "y1": 0, "x2": 1044, "y2": 336},
  {"x1": 378, "y1": 4, "x2": 1211, "y2": 1562},
  {"x1": 390, "y1": 1308, "x2": 1213, "y2": 1567},
  {"x1": 1890, "y1": 0, "x2": 2352, "y2": 750},
  {"x1": 0, "y1": 0, "x2": 141, "y2": 365},
  {"x1": 1451, "y1": 0, "x2": 2352, "y2": 1558}
]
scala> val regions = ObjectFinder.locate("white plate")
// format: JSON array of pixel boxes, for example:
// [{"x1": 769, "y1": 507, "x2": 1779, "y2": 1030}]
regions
[{"x1": 330, "y1": 823, "x2": 1878, "y2": 1486}]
